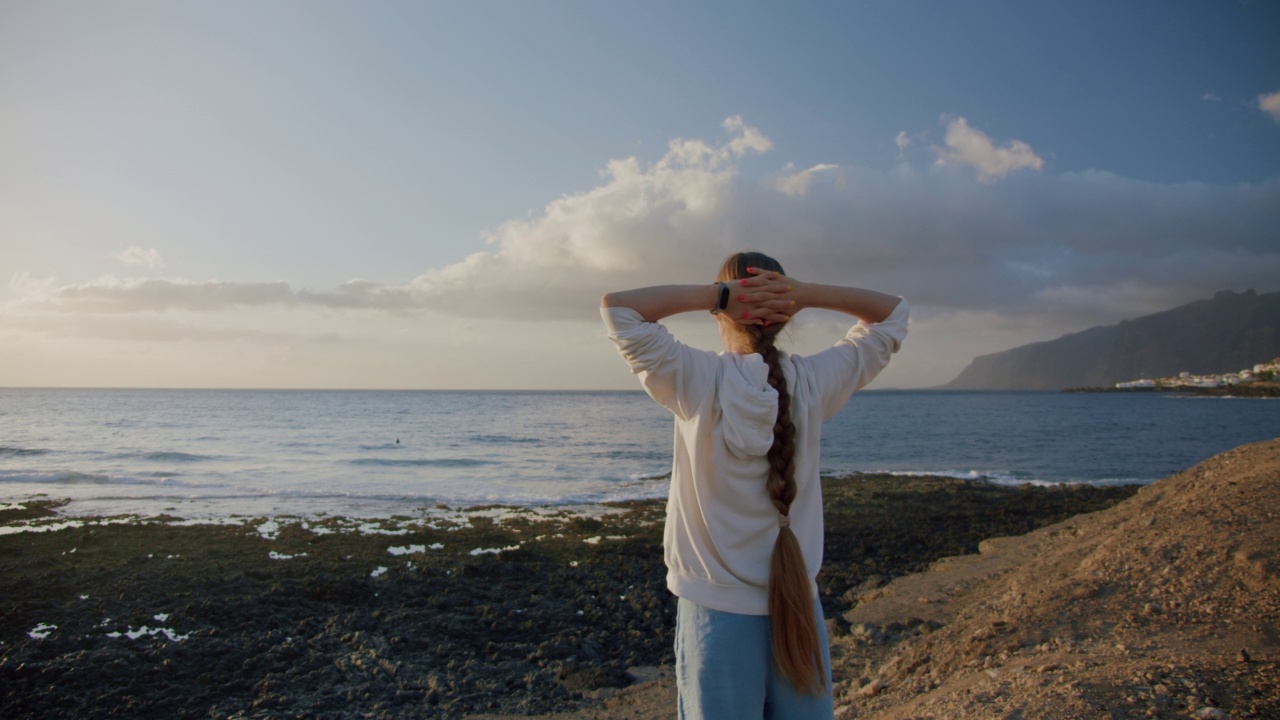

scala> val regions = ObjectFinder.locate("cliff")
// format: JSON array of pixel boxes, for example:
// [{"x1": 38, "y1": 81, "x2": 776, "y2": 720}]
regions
[{"x1": 941, "y1": 289, "x2": 1280, "y2": 390}]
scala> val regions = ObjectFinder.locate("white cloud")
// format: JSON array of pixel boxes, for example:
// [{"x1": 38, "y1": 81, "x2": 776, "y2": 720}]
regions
[
  {"x1": 7, "y1": 117, "x2": 1279, "y2": 387},
  {"x1": 934, "y1": 116, "x2": 1043, "y2": 183},
  {"x1": 1258, "y1": 90, "x2": 1280, "y2": 124},
  {"x1": 112, "y1": 245, "x2": 165, "y2": 269},
  {"x1": 1201, "y1": 92, "x2": 1221, "y2": 102},
  {"x1": 774, "y1": 163, "x2": 838, "y2": 197},
  {"x1": 894, "y1": 130, "x2": 910, "y2": 160}
]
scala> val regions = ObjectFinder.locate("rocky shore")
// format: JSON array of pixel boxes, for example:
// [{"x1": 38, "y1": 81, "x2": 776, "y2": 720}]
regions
[{"x1": 0, "y1": 475, "x2": 1138, "y2": 719}]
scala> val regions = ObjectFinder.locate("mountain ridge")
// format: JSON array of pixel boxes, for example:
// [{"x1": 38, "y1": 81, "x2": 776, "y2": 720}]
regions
[{"x1": 941, "y1": 289, "x2": 1280, "y2": 390}]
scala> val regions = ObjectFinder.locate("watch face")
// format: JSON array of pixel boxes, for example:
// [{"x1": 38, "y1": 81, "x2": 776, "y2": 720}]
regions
[{"x1": 712, "y1": 282, "x2": 730, "y2": 313}]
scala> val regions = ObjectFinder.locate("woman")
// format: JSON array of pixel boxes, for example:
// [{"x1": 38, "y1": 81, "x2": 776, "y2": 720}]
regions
[{"x1": 600, "y1": 251, "x2": 908, "y2": 720}]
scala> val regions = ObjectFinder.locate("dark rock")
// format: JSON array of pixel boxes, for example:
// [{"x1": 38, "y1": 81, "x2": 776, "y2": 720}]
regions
[{"x1": 0, "y1": 475, "x2": 1137, "y2": 719}]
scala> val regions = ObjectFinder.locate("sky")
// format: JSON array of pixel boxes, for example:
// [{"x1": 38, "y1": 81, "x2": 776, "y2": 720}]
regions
[{"x1": 2, "y1": 1, "x2": 1279, "y2": 390}]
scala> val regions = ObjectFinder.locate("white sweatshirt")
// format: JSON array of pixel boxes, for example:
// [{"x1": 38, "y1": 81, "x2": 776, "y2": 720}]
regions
[{"x1": 602, "y1": 299, "x2": 909, "y2": 615}]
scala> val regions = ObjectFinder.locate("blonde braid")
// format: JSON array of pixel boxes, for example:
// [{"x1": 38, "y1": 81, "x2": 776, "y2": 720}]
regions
[
  {"x1": 747, "y1": 324, "x2": 825, "y2": 695},
  {"x1": 718, "y1": 250, "x2": 825, "y2": 695}
]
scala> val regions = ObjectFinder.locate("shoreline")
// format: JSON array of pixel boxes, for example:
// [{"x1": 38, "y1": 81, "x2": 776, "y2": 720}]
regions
[
  {"x1": 1062, "y1": 384, "x2": 1280, "y2": 398},
  {"x1": 1, "y1": 474, "x2": 1138, "y2": 719},
  {"x1": 0, "y1": 470, "x2": 1152, "y2": 525}
]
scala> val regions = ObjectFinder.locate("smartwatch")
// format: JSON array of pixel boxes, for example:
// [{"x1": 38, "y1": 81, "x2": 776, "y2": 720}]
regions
[{"x1": 710, "y1": 282, "x2": 731, "y2": 315}]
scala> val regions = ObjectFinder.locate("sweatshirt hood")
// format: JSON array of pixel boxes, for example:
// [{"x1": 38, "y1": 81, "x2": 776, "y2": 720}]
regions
[{"x1": 718, "y1": 353, "x2": 780, "y2": 459}]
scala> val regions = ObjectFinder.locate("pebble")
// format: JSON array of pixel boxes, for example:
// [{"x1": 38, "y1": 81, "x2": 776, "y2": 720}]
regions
[
  {"x1": 859, "y1": 678, "x2": 886, "y2": 697},
  {"x1": 1195, "y1": 708, "x2": 1227, "y2": 720}
]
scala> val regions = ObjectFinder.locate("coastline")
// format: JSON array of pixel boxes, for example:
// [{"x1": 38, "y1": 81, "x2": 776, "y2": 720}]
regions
[
  {"x1": 1062, "y1": 384, "x2": 1280, "y2": 398},
  {"x1": 0, "y1": 474, "x2": 1138, "y2": 719}
]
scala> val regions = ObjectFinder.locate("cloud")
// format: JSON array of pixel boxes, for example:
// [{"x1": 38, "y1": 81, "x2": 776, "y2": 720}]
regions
[
  {"x1": 112, "y1": 245, "x2": 165, "y2": 269},
  {"x1": 1201, "y1": 92, "x2": 1221, "y2": 102},
  {"x1": 894, "y1": 130, "x2": 910, "y2": 160},
  {"x1": 773, "y1": 163, "x2": 839, "y2": 197},
  {"x1": 933, "y1": 116, "x2": 1044, "y2": 183},
  {"x1": 1, "y1": 312, "x2": 307, "y2": 344},
  {"x1": 9, "y1": 117, "x2": 1279, "y2": 360},
  {"x1": 1259, "y1": 90, "x2": 1280, "y2": 124},
  {"x1": 12, "y1": 276, "x2": 297, "y2": 313}
]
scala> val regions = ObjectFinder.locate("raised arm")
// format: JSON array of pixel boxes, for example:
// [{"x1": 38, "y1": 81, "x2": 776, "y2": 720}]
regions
[
  {"x1": 788, "y1": 281, "x2": 901, "y2": 324},
  {"x1": 601, "y1": 281, "x2": 793, "y2": 324},
  {"x1": 736, "y1": 267, "x2": 902, "y2": 324}
]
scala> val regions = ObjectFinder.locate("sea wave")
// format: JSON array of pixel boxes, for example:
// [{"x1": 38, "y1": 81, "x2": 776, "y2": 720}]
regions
[
  {"x1": 136, "y1": 452, "x2": 214, "y2": 462},
  {"x1": 0, "y1": 471, "x2": 224, "y2": 489},
  {"x1": 348, "y1": 458, "x2": 497, "y2": 468},
  {"x1": 859, "y1": 468, "x2": 1152, "y2": 487},
  {"x1": 585, "y1": 449, "x2": 668, "y2": 461},
  {"x1": 0, "y1": 471, "x2": 117, "y2": 485},
  {"x1": 469, "y1": 434, "x2": 543, "y2": 445},
  {"x1": 626, "y1": 471, "x2": 672, "y2": 482},
  {"x1": 0, "y1": 446, "x2": 52, "y2": 458}
]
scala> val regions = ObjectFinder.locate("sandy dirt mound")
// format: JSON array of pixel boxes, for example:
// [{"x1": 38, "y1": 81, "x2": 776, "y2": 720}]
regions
[
  {"x1": 832, "y1": 437, "x2": 1280, "y2": 719},
  {"x1": 487, "y1": 438, "x2": 1280, "y2": 719}
]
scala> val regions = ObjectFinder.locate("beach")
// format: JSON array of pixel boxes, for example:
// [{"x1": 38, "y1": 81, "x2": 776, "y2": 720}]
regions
[{"x1": 0, "y1": 473, "x2": 1140, "y2": 719}]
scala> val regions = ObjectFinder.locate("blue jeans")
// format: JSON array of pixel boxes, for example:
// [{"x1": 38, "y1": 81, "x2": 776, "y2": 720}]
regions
[{"x1": 674, "y1": 597, "x2": 835, "y2": 720}]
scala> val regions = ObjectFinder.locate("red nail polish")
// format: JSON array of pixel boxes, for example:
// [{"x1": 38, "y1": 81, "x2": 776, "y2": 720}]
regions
[
  {"x1": 737, "y1": 295, "x2": 746, "y2": 302},
  {"x1": 740, "y1": 312, "x2": 749, "y2": 319},
  {"x1": 739, "y1": 279, "x2": 748, "y2": 286}
]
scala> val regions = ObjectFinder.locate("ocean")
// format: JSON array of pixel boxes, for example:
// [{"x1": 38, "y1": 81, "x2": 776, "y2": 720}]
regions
[{"x1": 2, "y1": 388, "x2": 1278, "y2": 520}]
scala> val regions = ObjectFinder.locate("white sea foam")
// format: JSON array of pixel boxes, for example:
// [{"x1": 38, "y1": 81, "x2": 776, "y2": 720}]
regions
[
  {"x1": 469, "y1": 545, "x2": 519, "y2": 556},
  {"x1": 109, "y1": 626, "x2": 190, "y2": 642},
  {"x1": 387, "y1": 544, "x2": 426, "y2": 555},
  {"x1": 0, "y1": 517, "x2": 136, "y2": 536}
]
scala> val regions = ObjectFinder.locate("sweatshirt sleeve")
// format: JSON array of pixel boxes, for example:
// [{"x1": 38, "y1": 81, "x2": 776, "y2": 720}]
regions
[
  {"x1": 794, "y1": 298, "x2": 910, "y2": 421},
  {"x1": 601, "y1": 306, "x2": 717, "y2": 421}
]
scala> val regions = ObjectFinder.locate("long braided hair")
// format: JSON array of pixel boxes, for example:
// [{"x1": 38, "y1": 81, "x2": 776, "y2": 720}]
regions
[{"x1": 716, "y1": 251, "x2": 825, "y2": 694}]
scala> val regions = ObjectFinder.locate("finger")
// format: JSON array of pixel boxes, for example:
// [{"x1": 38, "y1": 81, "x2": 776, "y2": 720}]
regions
[
  {"x1": 736, "y1": 291, "x2": 779, "y2": 304},
  {"x1": 740, "y1": 269, "x2": 782, "y2": 282},
  {"x1": 738, "y1": 280, "x2": 789, "y2": 296}
]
